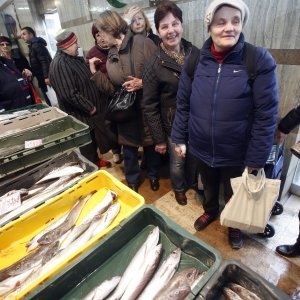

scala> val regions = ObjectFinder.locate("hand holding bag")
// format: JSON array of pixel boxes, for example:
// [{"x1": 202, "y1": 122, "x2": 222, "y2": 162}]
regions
[
  {"x1": 220, "y1": 168, "x2": 281, "y2": 233},
  {"x1": 105, "y1": 38, "x2": 137, "y2": 122}
]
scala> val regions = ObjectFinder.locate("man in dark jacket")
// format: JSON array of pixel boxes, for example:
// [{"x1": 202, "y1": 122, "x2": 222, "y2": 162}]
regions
[
  {"x1": 20, "y1": 26, "x2": 52, "y2": 106},
  {"x1": 49, "y1": 30, "x2": 104, "y2": 165},
  {"x1": 276, "y1": 105, "x2": 300, "y2": 258},
  {"x1": 171, "y1": 0, "x2": 278, "y2": 249},
  {"x1": 0, "y1": 56, "x2": 34, "y2": 111}
]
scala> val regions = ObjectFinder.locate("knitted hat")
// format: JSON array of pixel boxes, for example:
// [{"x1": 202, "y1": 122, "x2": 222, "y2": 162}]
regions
[
  {"x1": 205, "y1": 0, "x2": 249, "y2": 29},
  {"x1": 91, "y1": 24, "x2": 99, "y2": 40},
  {"x1": 0, "y1": 36, "x2": 12, "y2": 45},
  {"x1": 55, "y1": 29, "x2": 77, "y2": 49}
]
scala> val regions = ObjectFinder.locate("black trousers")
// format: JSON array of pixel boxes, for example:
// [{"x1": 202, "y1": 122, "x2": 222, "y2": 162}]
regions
[
  {"x1": 194, "y1": 155, "x2": 243, "y2": 215},
  {"x1": 79, "y1": 129, "x2": 99, "y2": 165}
]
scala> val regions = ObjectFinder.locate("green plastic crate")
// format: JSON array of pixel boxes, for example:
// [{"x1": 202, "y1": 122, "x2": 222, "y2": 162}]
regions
[
  {"x1": 0, "y1": 104, "x2": 49, "y2": 119},
  {"x1": 25, "y1": 205, "x2": 221, "y2": 300},
  {"x1": 196, "y1": 260, "x2": 291, "y2": 299},
  {"x1": 0, "y1": 116, "x2": 91, "y2": 178},
  {"x1": 0, "y1": 107, "x2": 67, "y2": 137}
]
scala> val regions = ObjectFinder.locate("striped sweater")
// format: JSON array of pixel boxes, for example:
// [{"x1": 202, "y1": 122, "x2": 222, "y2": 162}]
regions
[{"x1": 49, "y1": 50, "x2": 104, "y2": 128}]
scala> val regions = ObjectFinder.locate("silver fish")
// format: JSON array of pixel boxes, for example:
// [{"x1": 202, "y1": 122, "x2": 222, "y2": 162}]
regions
[
  {"x1": 223, "y1": 287, "x2": 243, "y2": 300},
  {"x1": 162, "y1": 285, "x2": 191, "y2": 300},
  {"x1": 0, "y1": 269, "x2": 34, "y2": 297},
  {"x1": 27, "y1": 213, "x2": 68, "y2": 251},
  {"x1": 83, "y1": 276, "x2": 121, "y2": 300},
  {"x1": 155, "y1": 268, "x2": 200, "y2": 300},
  {"x1": 228, "y1": 283, "x2": 261, "y2": 300},
  {"x1": 107, "y1": 226, "x2": 160, "y2": 300},
  {"x1": 121, "y1": 244, "x2": 163, "y2": 300},
  {"x1": 0, "y1": 245, "x2": 52, "y2": 281},
  {"x1": 138, "y1": 248, "x2": 181, "y2": 300},
  {"x1": 37, "y1": 193, "x2": 93, "y2": 245},
  {"x1": 59, "y1": 191, "x2": 117, "y2": 250},
  {"x1": 35, "y1": 164, "x2": 85, "y2": 184}
]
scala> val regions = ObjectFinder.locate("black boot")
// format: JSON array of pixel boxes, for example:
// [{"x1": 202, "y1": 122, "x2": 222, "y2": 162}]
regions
[{"x1": 276, "y1": 242, "x2": 300, "y2": 258}]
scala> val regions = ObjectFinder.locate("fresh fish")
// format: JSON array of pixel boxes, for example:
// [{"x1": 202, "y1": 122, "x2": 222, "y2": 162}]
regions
[
  {"x1": 41, "y1": 241, "x2": 60, "y2": 265},
  {"x1": 138, "y1": 248, "x2": 181, "y2": 300},
  {"x1": 35, "y1": 163, "x2": 85, "y2": 184},
  {"x1": 162, "y1": 285, "x2": 191, "y2": 300},
  {"x1": 223, "y1": 287, "x2": 243, "y2": 300},
  {"x1": 37, "y1": 193, "x2": 93, "y2": 245},
  {"x1": 155, "y1": 268, "x2": 200, "y2": 300},
  {"x1": 228, "y1": 283, "x2": 261, "y2": 300},
  {"x1": 59, "y1": 191, "x2": 117, "y2": 250},
  {"x1": 0, "y1": 269, "x2": 34, "y2": 297},
  {"x1": 0, "y1": 245, "x2": 52, "y2": 281},
  {"x1": 83, "y1": 276, "x2": 121, "y2": 300},
  {"x1": 121, "y1": 244, "x2": 163, "y2": 300},
  {"x1": 107, "y1": 226, "x2": 160, "y2": 300}
]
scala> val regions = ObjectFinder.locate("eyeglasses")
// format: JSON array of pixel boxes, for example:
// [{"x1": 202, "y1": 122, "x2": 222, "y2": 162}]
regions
[
  {"x1": 131, "y1": 17, "x2": 144, "y2": 24},
  {"x1": 0, "y1": 42, "x2": 11, "y2": 46}
]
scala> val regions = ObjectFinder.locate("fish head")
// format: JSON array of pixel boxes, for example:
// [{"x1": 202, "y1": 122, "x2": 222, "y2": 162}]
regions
[
  {"x1": 170, "y1": 248, "x2": 182, "y2": 261},
  {"x1": 147, "y1": 226, "x2": 160, "y2": 247},
  {"x1": 168, "y1": 285, "x2": 191, "y2": 300},
  {"x1": 181, "y1": 267, "x2": 200, "y2": 286}
]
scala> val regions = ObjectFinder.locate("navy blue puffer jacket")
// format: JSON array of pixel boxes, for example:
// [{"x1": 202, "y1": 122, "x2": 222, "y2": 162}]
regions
[{"x1": 171, "y1": 34, "x2": 278, "y2": 168}]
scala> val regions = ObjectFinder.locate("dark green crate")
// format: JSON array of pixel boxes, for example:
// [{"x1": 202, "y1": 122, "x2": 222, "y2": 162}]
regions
[
  {"x1": 196, "y1": 260, "x2": 291, "y2": 300},
  {"x1": 0, "y1": 104, "x2": 49, "y2": 116},
  {"x1": 26, "y1": 205, "x2": 221, "y2": 300},
  {"x1": 0, "y1": 116, "x2": 91, "y2": 178}
]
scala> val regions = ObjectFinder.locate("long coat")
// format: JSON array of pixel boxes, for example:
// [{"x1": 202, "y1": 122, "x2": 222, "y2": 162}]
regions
[
  {"x1": 172, "y1": 33, "x2": 279, "y2": 168},
  {"x1": 105, "y1": 30, "x2": 157, "y2": 147},
  {"x1": 142, "y1": 39, "x2": 195, "y2": 144}
]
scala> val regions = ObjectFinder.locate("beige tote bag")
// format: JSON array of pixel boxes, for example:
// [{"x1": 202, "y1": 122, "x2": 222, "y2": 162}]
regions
[{"x1": 220, "y1": 168, "x2": 281, "y2": 233}]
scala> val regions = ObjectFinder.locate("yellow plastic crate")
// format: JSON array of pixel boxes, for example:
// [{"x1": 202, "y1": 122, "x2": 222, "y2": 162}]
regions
[{"x1": 0, "y1": 170, "x2": 144, "y2": 299}]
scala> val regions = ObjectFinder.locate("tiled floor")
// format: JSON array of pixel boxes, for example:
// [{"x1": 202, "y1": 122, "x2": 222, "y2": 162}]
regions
[{"x1": 103, "y1": 153, "x2": 300, "y2": 297}]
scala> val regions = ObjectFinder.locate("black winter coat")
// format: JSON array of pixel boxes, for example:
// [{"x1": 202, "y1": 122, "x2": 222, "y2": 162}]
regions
[
  {"x1": 28, "y1": 37, "x2": 52, "y2": 90},
  {"x1": 278, "y1": 105, "x2": 300, "y2": 134},
  {"x1": 142, "y1": 39, "x2": 195, "y2": 144}
]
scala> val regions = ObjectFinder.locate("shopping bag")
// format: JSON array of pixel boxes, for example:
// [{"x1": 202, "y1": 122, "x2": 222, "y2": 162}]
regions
[
  {"x1": 30, "y1": 83, "x2": 43, "y2": 104},
  {"x1": 46, "y1": 86, "x2": 59, "y2": 107},
  {"x1": 220, "y1": 168, "x2": 281, "y2": 233}
]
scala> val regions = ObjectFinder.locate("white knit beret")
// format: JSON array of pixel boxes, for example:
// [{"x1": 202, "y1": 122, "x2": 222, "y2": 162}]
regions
[{"x1": 205, "y1": 0, "x2": 250, "y2": 29}]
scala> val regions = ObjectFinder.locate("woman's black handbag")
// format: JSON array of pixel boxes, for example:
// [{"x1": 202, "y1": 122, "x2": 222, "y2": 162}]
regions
[
  {"x1": 105, "y1": 88, "x2": 136, "y2": 122},
  {"x1": 105, "y1": 37, "x2": 137, "y2": 123}
]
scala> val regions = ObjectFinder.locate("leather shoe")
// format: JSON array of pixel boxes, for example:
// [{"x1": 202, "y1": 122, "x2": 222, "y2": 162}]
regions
[
  {"x1": 174, "y1": 191, "x2": 187, "y2": 205},
  {"x1": 276, "y1": 243, "x2": 300, "y2": 258},
  {"x1": 150, "y1": 179, "x2": 159, "y2": 191},
  {"x1": 128, "y1": 184, "x2": 139, "y2": 193}
]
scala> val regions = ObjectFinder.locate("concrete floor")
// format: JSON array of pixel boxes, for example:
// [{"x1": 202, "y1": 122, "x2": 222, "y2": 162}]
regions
[{"x1": 102, "y1": 153, "x2": 300, "y2": 297}]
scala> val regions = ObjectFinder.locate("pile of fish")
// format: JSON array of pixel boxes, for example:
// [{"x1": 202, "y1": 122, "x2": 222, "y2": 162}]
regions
[
  {"x1": 223, "y1": 283, "x2": 262, "y2": 300},
  {"x1": 0, "y1": 161, "x2": 91, "y2": 225},
  {"x1": 0, "y1": 190, "x2": 120, "y2": 299},
  {"x1": 84, "y1": 226, "x2": 205, "y2": 300}
]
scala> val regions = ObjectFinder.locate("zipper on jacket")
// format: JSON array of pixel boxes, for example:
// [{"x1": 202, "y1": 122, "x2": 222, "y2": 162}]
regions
[{"x1": 210, "y1": 63, "x2": 222, "y2": 167}]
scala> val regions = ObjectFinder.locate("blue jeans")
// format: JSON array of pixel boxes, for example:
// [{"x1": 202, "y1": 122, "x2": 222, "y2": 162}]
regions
[
  {"x1": 167, "y1": 137, "x2": 186, "y2": 192},
  {"x1": 123, "y1": 144, "x2": 161, "y2": 185}
]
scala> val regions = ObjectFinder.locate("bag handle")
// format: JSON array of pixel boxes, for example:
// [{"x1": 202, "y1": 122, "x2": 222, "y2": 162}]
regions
[{"x1": 243, "y1": 168, "x2": 266, "y2": 198}]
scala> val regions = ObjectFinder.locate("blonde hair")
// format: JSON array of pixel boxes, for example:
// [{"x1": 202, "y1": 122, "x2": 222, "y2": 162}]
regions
[
  {"x1": 96, "y1": 10, "x2": 128, "y2": 38},
  {"x1": 124, "y1": 6, "x2": 152, "y2": 33}
]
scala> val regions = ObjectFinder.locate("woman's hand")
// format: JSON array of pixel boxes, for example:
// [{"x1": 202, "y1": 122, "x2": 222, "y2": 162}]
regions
[
  {"x1": 89, "y1": 57, "x2": 102, "y2": 74},
  {"x1": 155, "y1": 143, "x2": 167, "y2": 154},
  {"x1": 124, "y1": 6, "x2": 140, "y2": 23},
  {"x1": 122, "y1": 76, "x2": 143, "y2": 92},
  {"x1": 22, "y1": 68, "x2": 32, "y2": 81},
  {"x1": 175, "y1": 144, "x2": 186, "y2": 158}
]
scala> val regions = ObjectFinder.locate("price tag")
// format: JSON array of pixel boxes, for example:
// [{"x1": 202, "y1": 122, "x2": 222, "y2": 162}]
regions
[
  {"x1": 0, "y1": 191, "x2": 22, "y2": 216},
  {"x1": 25, "y1": 139, "x2": 43, "y2": 149}
]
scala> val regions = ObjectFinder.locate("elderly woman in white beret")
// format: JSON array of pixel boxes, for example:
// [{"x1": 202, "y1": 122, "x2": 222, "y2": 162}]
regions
[{"x1": 171, "y1": 0, "x2": 278, "y2": 249}]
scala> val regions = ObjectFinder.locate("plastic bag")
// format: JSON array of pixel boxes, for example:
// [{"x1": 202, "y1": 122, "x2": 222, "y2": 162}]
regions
[
  {"x1": 220, "y1": 168, "x2": 281, "y2": 233},
  {"x1": 46, "y1": 86, "x2": 59, "y2": 107}
]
